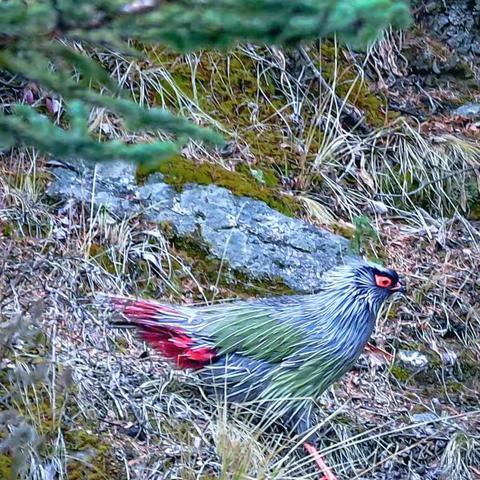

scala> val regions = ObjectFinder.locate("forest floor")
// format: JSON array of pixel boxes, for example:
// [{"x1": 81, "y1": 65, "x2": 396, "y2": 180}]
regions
[{"x1": 1, "y1": 26, "x2": 480, "y2": 480}]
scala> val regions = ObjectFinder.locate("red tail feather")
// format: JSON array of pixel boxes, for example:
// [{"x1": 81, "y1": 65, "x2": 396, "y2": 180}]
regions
[
  {"x1": 110, "y1": 297, "x2": 217, "y2": 369},
  {"x1": 111, "y1": 297, "x2": 180, "y2": 318}
]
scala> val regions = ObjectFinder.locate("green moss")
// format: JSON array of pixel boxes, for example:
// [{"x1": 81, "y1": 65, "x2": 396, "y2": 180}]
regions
[
  {"x1": 331, "y1": 414, "x2": 354, "y2": 426},
  {"x1": 331, "y1": 221, "x2": 356, "y2": 239},
  {"x1": 0, "y1": 391, "x2": 121, "y2": 479},
  {"x1": 445, "y1": 380, "x2": 465, "y2": 394},
  {"x1": 396, "y1": 340, "x2": 423, "y2": 352},
  {"x1": 142, "y1": 47, "x2": 305, "y2": 184},
  {"x1": 468, "y1": 202, "x2": 480, "y2": 220},
  {"x1": 1, "y1": 221, "x2": 14, "y2": 237},
  {"x1": 318, "y1": 43, "x2": 397, "y2": 128},
  {"x1": 65, "y1": 429, "x2": 120, "y2": 480},
  {"x1": 1, "y1": 338, "x2": 122, "y2": 480},
  {"x1": 114, "y1": 336, "x2": 130, "y2": 352},
  {"x1": 420, "y1": 377, "x2": 472, "y2": 400},
  {"x1": 389, "y1": 365, "x2": 411, "y2": 382},
  {"x1": 261, "y1": 168, "x2": 280, "y2": 188},
  {"x1": 137, "y1": 155, "x2": 299, "y2": 217},
  {"x1": 0, "y1": 455, "x2": 12, "y2": 480},
  {"x1": 457, "y1": 349, "x2": 480, "y2": 382},
  {"x1": 467, "y1": 181, "x2": 480, "y2": 220},
  {"x1": 236, "y1": 163, "x2": 279, "y2": 188},
  {"x1": 87, "y1": 244, "x2": 117, "y2": 274}
]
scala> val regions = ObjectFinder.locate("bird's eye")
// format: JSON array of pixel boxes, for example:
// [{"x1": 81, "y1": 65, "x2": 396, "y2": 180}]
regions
[{"x1": 375, "y1": 274, "x2": 393, "y2": 288}]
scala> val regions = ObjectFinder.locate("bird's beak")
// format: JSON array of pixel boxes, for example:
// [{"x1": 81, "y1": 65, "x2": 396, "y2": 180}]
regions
[{"x1": 391, "y1": 281, "x2": 406, "y2": 294}]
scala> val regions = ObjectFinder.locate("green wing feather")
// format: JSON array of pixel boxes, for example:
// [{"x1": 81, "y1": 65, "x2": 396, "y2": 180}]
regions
[{"x1": 201, "y1": 306, "x2": 304, "y2": 363}]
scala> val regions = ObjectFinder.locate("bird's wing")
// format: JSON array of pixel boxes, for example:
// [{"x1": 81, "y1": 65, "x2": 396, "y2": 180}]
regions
[
  {"x1": 107, "y1": 296, "x2": 306, "y2": 368},
  {"x1": 198, "y1": 301, "x2": 306, "y2": 363}
]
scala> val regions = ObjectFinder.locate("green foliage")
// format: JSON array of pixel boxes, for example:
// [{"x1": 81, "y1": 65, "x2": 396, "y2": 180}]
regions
[
  {"x1": 0, "y1": 101, "x2": 181, "y2": 163},
  {"x1": 105, "y1": 0, "x2": 411, "y2": 50},
  {"x1": 0, "y1": 0, "x2": 411, "y2": 163},
  {"x1": 350, "y1": 215, "x2": 380, "y2": 254}
]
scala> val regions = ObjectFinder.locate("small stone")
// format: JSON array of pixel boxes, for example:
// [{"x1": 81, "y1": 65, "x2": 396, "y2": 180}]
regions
[
  {"x1": 22, "y1": 88, "x2": 35, "y2": 105},
  {"x1": 411, "y1": 412, "x2": 438, "y2": 424},
  {"x1": 123, "y1": 424, "x2": 146, "y2": 441},
  {"x1": 368, "y1": 200, "x2": 388, "y2": 215},
  {"x1": 164, "y1": 445, "x2": 182, "y2": 457},
  {"x1": 454, "y1": 103, "x2": 480, "y2": 118},
  {"x1": 396, "y1": 350, "x2": 430, "y2": 371},
  {"x1": 45, "y1": 97, "x2": 61, "y2": 115},
  {"x1": 218, "y1": 141, "x2": 237, "y2": 158}
]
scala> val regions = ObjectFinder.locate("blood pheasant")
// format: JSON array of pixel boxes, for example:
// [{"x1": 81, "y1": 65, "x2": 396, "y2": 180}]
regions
[{"x1": 107, "y1": 260, "x2": 404, "y2": 479}]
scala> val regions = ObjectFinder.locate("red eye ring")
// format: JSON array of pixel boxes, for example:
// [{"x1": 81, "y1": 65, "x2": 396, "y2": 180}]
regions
[{"x1": 375, "y1": 274, "x2": 393, "y2": 288}]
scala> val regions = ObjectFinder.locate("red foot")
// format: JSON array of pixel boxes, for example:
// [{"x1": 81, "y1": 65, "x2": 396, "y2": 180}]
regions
[{"x1": 304, "y1": 442, "x2": 337, "y2": 480}]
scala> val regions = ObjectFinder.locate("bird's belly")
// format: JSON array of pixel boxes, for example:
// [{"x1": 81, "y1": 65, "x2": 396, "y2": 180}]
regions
[{"x1": 198, "y1": 353, "x2": 274, "y2": 403}]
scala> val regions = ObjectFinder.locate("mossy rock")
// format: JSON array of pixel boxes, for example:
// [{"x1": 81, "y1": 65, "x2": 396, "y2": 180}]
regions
[
  {"x1": 137, "y1": 155, "x2": 300, "y2": 217},
  {"x1": 165, "y1": 230, "x2": 296, "y2": 299}
]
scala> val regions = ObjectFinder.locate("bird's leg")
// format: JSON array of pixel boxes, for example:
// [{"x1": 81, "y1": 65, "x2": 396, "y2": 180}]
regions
[
  {"x1": 303, "y1": 442, "x2": 337, "y2": 480},
  {"x1": 288, "y1": 403, "x2": 337, "y2": 479}
]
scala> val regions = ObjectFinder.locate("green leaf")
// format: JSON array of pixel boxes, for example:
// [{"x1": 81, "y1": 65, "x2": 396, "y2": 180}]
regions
[
  {"x1": 42, "y1": 42, "x2": 121, "y2": 93},
  {"x1": 0, "y1": 105, "x2": 179, "y2": 163}
]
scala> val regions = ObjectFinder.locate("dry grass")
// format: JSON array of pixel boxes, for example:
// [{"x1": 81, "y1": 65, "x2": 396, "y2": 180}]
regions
[{"x1": 1, "y1": 33, "x2": 480, "y2": 480}]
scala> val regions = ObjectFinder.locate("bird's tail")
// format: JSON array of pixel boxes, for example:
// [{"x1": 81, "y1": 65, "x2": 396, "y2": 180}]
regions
[
  {"x1": 101, "y1": 295, "x2": 216, "y2": 369},
  {"x1": 104, "y1": 295, "x2": 187, "y2": 325}
]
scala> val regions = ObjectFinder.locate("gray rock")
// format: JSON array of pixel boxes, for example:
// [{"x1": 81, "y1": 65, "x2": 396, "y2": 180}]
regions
[
  {"x1": 454, "y1": 103, "x2": 480, "y2": 118},
  {"x1": 48, "y1": 159, "x2": 356, "y2": 292}
]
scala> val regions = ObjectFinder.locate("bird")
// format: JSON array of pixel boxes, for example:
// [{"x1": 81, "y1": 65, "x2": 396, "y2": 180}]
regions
[{"x1": 106, "y1": 260, "x2": 404, "y2": 479}]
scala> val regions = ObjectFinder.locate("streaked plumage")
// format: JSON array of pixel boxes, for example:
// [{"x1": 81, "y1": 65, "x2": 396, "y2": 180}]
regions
[{"x1": 107, "y1": 260, "x2": 403, "y2": 439}]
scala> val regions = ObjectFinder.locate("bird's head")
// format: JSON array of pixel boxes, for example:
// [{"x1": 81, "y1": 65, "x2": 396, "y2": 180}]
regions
[
  {"x1": 353, "y1": 261, "x2": 404, "y2": 296},
  {"x1": 323, "y1": 260, "x2": 405, "y2": 315}
]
